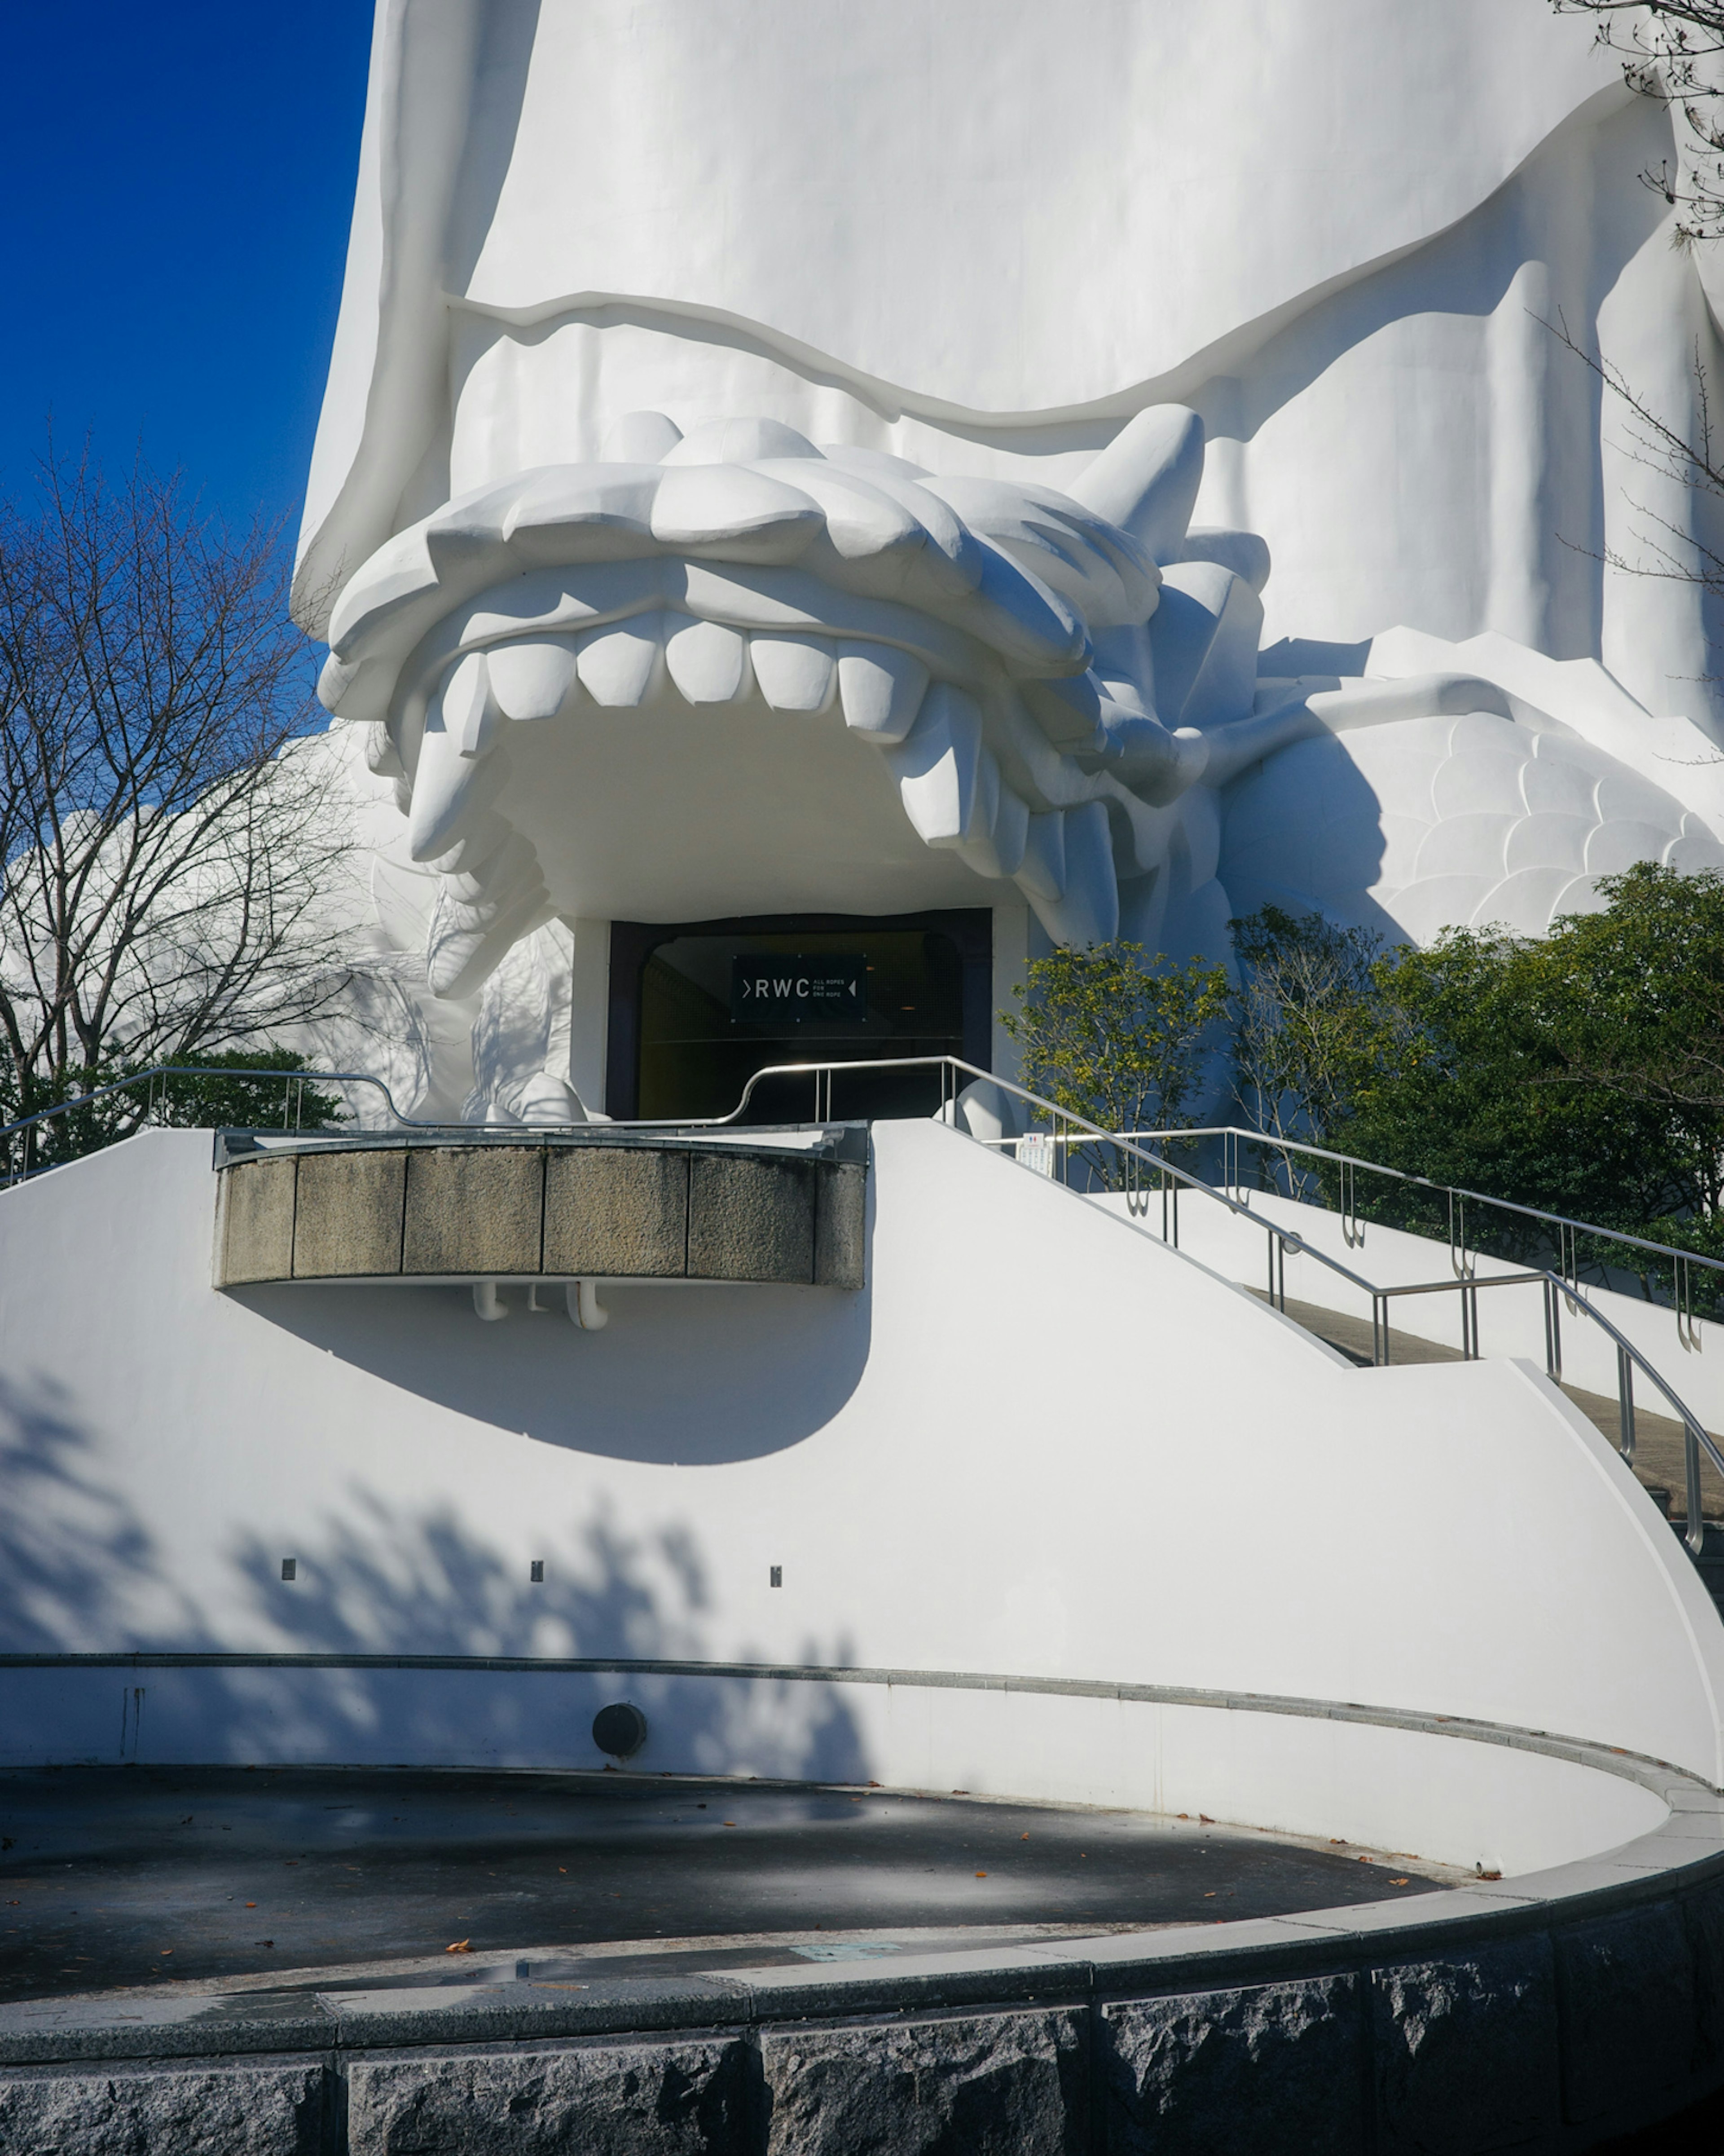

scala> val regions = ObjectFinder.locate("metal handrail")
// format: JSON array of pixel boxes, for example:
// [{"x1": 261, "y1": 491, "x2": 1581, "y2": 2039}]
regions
[
  {"x1": 1350, "y1": 1266, "x2": 1722, "y2": 1552},
  {"x1": 1095, "y1": 1126, "x2": 1724, "y2": 1554},
  {"x1": 0, "y1": 1065, "x2": 413, "y2": 1143},
  {"x1": 672, "y1": 1057, "x2": 1724, "y2": 1554},
  {"x1": 5, "y1": 1049, "x2": 1717, "y2": 1552},
  {"x1": 1123, "y1": 1123, "x2": 1724, "y2": 1290},
  {"x1": 0, "y1": 1063, "x2": 535, "y2": 1190}
]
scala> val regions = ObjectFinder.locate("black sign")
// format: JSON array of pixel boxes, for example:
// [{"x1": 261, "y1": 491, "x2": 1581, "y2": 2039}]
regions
[{"x1": 731, "y1": 954, "x2": 867, "y2": 1028}]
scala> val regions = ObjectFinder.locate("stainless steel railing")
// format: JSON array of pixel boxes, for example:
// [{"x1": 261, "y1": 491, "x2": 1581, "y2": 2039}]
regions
[
  {"x1": 4, "y1": 1051, "x2": 1718, "y2": 1552},
  {"x1": 0, "y1": 1064, "x2": 434, "y2": 1186},
  {"x1": 1126, "y1": 1123, "x2": 1724, "y2": 1323},
  {"x1": 704, "y1": 1056, "x2": 1724, "y2": 1554}
]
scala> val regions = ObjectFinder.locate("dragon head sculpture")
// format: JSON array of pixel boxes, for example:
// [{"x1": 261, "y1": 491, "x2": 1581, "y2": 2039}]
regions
[{"x1": 317, "y1": 406, "x2": 1317, "y2": 1010}]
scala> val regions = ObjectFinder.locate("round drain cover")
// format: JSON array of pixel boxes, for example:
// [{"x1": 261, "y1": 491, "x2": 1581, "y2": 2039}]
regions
[{"x1": 592, "y1": 1702, "x2": 648, "y2": 1760}]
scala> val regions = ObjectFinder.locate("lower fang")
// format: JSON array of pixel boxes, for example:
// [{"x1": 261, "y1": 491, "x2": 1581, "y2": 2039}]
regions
[{"x1": 407, "y1": 724, "x2": 510, "y2": 861}]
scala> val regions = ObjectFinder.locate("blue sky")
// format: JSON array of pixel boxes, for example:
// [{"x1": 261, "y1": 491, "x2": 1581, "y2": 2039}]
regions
[{"x1": 0, "y1": 4, "x2": 374, "y2": 541}]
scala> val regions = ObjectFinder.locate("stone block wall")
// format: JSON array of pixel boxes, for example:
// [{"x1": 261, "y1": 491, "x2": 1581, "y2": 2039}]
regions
[
  {"x1": 9, "y1": 1879, "x2": 1724, "y2": 2153},
  {"x1": 213, "y1": 1142, "x2": 866, "y2": 1292}
]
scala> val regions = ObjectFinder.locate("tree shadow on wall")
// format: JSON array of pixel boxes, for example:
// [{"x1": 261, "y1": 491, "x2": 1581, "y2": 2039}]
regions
[
  {"x1": 199, "y1": 1498, "x2": 871, "y2": 1781},
  {"x1": 0, "y1": 1372, "x2": 195, "y2": 1654},
  {"x1": 0, "y1": 1375, "x2": 870, "y2": 1782}
]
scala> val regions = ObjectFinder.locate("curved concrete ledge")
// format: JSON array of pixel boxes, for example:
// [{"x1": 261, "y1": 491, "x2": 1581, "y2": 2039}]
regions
[
  {"x1": 212, "y1": 1133, "x2": 866, "y2": 1291},
  {"x1": 0, "y1": 1654, "x2": 1681, "y2": 1874},
  {"x1": 2, "y1": 1683, "x2": 1723, "y2": 2148}
]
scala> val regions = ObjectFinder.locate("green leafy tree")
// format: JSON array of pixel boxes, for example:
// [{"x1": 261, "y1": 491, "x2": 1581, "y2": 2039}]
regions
[
  {"x1": 1001, "y1": 940, "x2": 1229, "y2": 1186},
  {"x1": 1511, "y1": 863, "x2": 1724, "y2": 1296},
  {"x1": 1228, "y1": 905, "x2": 1385, "y2": 1188},
  {"x1": 1333, "y1": 934, "x2": 1669, "y2": 1256},
  {"x1": 1324, "y1": 885, "x2": 1714, "y2": 1269},
  {"x1": 1221, "y1": 869, "x2": 1724, "y2": 1303},
  {"x1": 1526, "y1": 864, "x2": 1724, "y2": 1169}
]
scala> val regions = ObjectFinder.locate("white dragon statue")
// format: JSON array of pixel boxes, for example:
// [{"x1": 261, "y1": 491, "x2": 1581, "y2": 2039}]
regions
[{"x1": 315, "y1": 405, "x2": 1724, "y2": 1121}]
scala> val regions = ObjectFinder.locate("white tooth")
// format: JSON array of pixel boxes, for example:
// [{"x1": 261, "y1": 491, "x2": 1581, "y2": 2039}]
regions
[
  {"x1": 955, "y1": 754, "x2": 1020, "y2": 878},
  {"x1": 665, "y1": 615, "x2": 750, "y2": 704},
  {"x1": 1016, "y1": 810, "x2": 1066, "y2": 902},
  {"x1": 1024, "y1": 800, "x2": 1118, "y2": 947},
  {"x1": 837, "y1": 644, "x2": 928, "y2": 743},
  {"x1": 1013, "y1": 803, "x2": 1124, "y2": 945},
  {"x1": 749, "y1": 635, "x2": 836, "y2": 711},
  {"x1": 485, "y1": 637, "x2": 581, "y2": 722},
  {"x1": 576, "y1": 614, "x2": 666, "y2": 705},
  {"x1": 599, "y1": 410, "x2": 682, "y2": 462},
  {"x1": 441, "y1": 651, "x2": 502, "y2": 757},
  {"x1": 972, "y1": 782, "x2": 1030, "y2": 879},
  {"x1": 406, "y1": 720, "x2": 510, "y2": 862},
  {"x1": 885, "y1": 683, "x2": 984, "y2": 847},
  {"x1": 439, "y1": 832, "x2": 538, "y2": 909},
  {"x1": 650, "y1": 464, "x2": 823, "y2": 564}
]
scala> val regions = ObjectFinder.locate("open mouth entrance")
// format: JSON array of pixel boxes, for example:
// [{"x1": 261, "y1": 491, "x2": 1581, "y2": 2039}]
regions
[{"x1": 607, "y1": 911, "x2": 993, "y2": 1121}]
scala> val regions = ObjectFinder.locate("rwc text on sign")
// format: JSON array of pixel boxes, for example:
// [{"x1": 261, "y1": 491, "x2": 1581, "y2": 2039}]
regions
[{"x1": 731, "y1": 955, "x2": 867, "y2": 1027}]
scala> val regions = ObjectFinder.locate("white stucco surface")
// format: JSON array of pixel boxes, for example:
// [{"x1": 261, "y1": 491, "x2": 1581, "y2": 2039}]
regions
[
  {"x1": 1149, "y1": 1178, "x2": 1724, "y2": 1438},
  {"x1": 297, "y1": 4, "x2": 1720, "y2": 721},
  {"x1": 1, "y1": 1119, "x2": 1718, "y2": 1857},
  {"x1": 283, "y1": 4, "x2": 1724, "y2": 1125}
]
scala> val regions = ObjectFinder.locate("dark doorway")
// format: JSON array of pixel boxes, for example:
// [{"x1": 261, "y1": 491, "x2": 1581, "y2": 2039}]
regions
[{"x1": 607, "y1": 911, "x2": 993, "y2": 1122}]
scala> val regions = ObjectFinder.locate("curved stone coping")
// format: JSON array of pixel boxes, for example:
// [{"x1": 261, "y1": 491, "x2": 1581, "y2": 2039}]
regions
[
  {"x1": 212, "y1": 1132, "x2": 866, "y2": 1291},
  {"x1": 4, "y1": 1680, "x2": 1723, "y2": 2148}
]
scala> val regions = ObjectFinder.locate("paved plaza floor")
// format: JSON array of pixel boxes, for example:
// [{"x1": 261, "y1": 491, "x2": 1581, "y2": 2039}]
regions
[{"x1": 0, "y1": 1766, "x2": 1462, "y2": 2003}]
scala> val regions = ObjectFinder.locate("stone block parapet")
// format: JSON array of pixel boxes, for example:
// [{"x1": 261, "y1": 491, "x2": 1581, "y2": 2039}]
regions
[{"x1": 211, "y1": 1130, "x2": 867, "y2": 1292}]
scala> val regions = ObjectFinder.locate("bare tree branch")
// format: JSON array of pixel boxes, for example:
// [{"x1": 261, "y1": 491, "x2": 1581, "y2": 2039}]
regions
[
  {"x1": 1553, "y1": 0, "x2": 1724, "y2": 238},
  {"x1": 0, "y1": 436, "x2": 356, "y2": 1146}
]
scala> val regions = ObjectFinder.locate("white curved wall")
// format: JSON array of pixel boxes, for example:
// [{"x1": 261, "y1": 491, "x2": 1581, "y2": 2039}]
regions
[{"x1": 0, "y1": 1120, "x2": 1719, "y2": 1800}]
